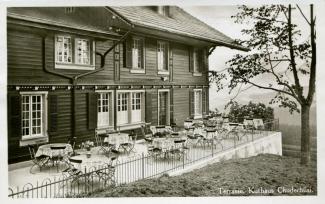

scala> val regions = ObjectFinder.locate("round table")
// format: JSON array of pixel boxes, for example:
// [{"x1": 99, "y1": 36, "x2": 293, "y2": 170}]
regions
[
  {"x1": 35, "y1": 143, "x2": 73, "y2": 158},
  {"x1": 103, "y1": 133, "x2": 130, "y2": 149}
]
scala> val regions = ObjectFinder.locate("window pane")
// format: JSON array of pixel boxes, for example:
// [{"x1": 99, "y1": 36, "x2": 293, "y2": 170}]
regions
[
  {"x1": 76, "y1": 39, "x2": 90, "y2": 65},
  {"x1": 56, "y1": 36, "x2": 72, "y2": 63}
]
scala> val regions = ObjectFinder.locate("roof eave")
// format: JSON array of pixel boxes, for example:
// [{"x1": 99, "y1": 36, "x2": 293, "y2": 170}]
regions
[{"x1": 107, "y1": 7, "x2": 249, "y2": 51}]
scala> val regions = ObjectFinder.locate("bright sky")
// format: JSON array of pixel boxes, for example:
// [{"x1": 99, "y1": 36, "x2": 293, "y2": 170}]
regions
[{"x1": 183, "y1": 6, "x2": 312, "y2": 111}]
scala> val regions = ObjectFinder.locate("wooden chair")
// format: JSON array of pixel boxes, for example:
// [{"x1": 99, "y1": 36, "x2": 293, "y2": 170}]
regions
[{"x1": 28, "y1": 144, "x2": 50, "y2": 174}]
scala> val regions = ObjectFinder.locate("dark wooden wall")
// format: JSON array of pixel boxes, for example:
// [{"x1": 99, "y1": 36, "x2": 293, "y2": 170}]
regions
[{"x1": 7, "y1": 22, "x2": 210, "y2": 163}]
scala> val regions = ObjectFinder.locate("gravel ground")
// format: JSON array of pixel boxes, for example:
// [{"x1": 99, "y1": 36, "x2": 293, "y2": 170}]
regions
[{"x1": 86, "y1": 154, "x2": 317, "y2": 197}]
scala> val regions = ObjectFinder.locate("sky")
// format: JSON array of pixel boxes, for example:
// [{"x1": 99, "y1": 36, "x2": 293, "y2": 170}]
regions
[{"x1": 183, "y1": 6, "x2": 312, "y2": 111}]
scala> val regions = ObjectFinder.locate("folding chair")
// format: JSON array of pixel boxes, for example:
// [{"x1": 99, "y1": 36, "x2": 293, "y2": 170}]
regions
[
  {"x1": 28, "y1": 144, "x2": 50, "y2": 174},
  {"x1": 120, "y1": 132, "x2": 137, "y2": 154},
  {"x1": 95, "y1": 130, "x2": 113, "y2": 155},
  {"x1": 68, "y1": 137, "x2": 79, "y2": 156},
  {"x1": 170, "y1": 139, "x2": 187, "y2": 160},
  {"x1": 93, "y1": 157, "x2": 118, "y2": 187},
  {"x1": 62, "y1": 158, "x2": 91, "y2": 188},
  {"x1": 50, "y1": 146, "x2": 68, "y2": 172}
]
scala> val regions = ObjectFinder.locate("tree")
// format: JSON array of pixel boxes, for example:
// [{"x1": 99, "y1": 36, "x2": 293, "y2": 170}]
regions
[
  {"x1": 210, "y1": 5, "x2": 316, "y2": 165},
  {"x1": 227, "y1": 101, "x2": 274, "y2": 123}
]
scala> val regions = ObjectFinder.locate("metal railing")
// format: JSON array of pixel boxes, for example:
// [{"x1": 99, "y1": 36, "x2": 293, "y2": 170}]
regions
[{"x1": 8, "y1": 119, "x2": 279, "y2": 198}]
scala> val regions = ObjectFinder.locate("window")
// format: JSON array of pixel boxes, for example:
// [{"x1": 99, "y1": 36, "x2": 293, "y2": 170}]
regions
[
  {"x1": 124, "y1": 36, "x2": 145, "y2": 73},
  {"x1": 117, "y1": 91, "x2": 145, "y2": 126},
  {"x1": 55, "y1": 35, "x2": 95, "y2": 70},
  {"x1": 97, "y1": 92, "x2": 113, "y2": 128},
  {"x1": 132, "y1": 38, "x2": 144, "y2": 69},
  {"x1": 157, "y1": 41, "x2": 169, "y2": 73},
  {"x1": 193, "y1": 89, "x2": 202, "y2": 117},
  {"x1": 56, "y1": 36, "x2": 72, "y2": 63},
  {"x1": 21, "y1": 92, "x2": 48, "y2": 139},
  {"x1": 76, "y1": 39, "x2": 90, "y2": 65},
  {"x1": 190, "y1": 48, "x2": 206, "y2": 76}
]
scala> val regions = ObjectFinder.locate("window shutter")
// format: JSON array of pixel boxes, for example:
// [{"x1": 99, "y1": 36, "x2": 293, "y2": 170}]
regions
[
  {"x1": 202, "y1": 89, "x2": 206, "y2": 115},
  {"x1": 169, "y1": 45, "x2": 173, "y2": 81},
  {"x1": 140, "y1": 38, "x2": 145, "y2": 69},
  {"x1": 189, "y1": 47, "x2": 194, "y2": 73},
  {"x1": 48, "y1": 94, "x2": 58, "y2": 133},
  {"x1": 8, "y1": 94, "x2": 21, "y2": 138},
  {"x1": 202, "y1": 49, "x2": 208, "y2": 73},
  {"x1": 145, "y1": 92, "x2": 152, "y2": 123},
  {"x1": 189, "y1": 90, "x2": 194, "y2": 117},
  {"x1": 123, "y1": 37, "x2": 132, "y2": 68},
  {"x1": 170, "y1": 88, "x2": 174, "y2": 123},
  {"x1": 88, "y1": 92, "x2": 98, "y2": 130},
  {"x1": 165, "y1": 42, "x2": 169, "y2": 71},
  {"x1": 109, "y1": 93, "x2": 113, "y2": 126},
  {"x1": 198, "y1": 50, "x2": 203, "y2": 73}
]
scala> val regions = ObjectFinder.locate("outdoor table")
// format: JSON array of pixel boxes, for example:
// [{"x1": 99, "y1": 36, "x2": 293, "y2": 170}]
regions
[
  {"x1": 70, "y1": 154, "x2": 113, "y2": 171},
  {"x1": 35, "y1": 143, "x2": 73, "y2": 158},
  {"x1": 104, "y1": 133, "x2": 130, "y2": 150},
  {"x1": 184, "y1": 120, "x2": 193, "y2": 129},
  {"x1": 152, "y1": 136, "x2": 187, "y2": 151}
]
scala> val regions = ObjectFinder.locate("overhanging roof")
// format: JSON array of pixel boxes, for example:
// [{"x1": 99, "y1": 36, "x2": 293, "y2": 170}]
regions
[{"x1": 108, "y1": 6, "x2": 249, "y2": 51}]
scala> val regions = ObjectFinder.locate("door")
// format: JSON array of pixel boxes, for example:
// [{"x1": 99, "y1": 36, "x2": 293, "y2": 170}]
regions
[
  {"x1": 131, "y1": 92, "x2": 141, "y2": 123},
  {"x1": 97, "y1": 93, "x2": 110, "y2": 128},
  {"x1": 158, "y1": 91, "x2": 169, "y2": 125},
  {"x1": 117, "y1": 93, "x2": 128, "y2": 125}
]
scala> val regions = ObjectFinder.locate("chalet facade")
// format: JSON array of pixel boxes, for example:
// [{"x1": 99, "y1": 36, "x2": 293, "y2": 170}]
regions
[{"x1": 7, "y1": 6, "x2": 246, "y2": 163}]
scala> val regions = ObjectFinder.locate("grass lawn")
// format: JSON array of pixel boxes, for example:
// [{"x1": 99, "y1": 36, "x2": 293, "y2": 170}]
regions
[{"x1": 87, "y1": 154, "x2": 317, "y2": 197}]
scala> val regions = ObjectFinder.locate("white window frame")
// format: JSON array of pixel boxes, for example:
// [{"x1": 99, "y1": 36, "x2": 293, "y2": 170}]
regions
[
  {"x1": 193, "y1": 89, "x2": 203, "y2": 119},
  {"x1": 96, "y1": 90, "x2": 114, "y2": 129},
  {"x1": 20, "y1": 91, "x2": 48, "y2": 141},
  {"x1": 157, "y1": 41, "x2": 169, "y2": 75},
  {"x1": 75, "y1": 38, "x2": 91, "y2": 65},
  {"x1": 130, "y1": 36, "x2": 146, "y2": 74},
  {"x1": 55, "y1": 34, "x2": 95, "y2": 70},
  {"x1": 157, "y1": 89, "x2": 170, "y2": 126},
  {"x1": 116, "y1": 90, "x2": 145, "y2": 129},
  {"x1": 55, "y1": 35, "x2": 72, "y2": 64}
]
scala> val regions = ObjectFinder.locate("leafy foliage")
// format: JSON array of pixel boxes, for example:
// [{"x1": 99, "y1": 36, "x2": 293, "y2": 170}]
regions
[
  {"x1": 227, "y1": 101, "x2": 274, "y2": 123},
  {"x1": 209, "y1": 5, "x2": 316, "y2": 114}
]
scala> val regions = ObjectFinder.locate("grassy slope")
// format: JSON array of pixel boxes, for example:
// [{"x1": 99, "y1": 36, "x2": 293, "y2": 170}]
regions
[{"x1": 88, "y1": 154, "x2": 317, "y2": 197}]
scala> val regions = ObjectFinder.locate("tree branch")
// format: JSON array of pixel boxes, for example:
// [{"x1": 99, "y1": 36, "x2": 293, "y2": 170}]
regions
[
  {"x1": 230, "y1": 84, "x2": 254, "y2": 101},
  {"x1": 296, "y1": 5, "x2": 311, "y2": 25},
  {"x1": 266, "y1": 48, "x2": 299, "y2": 100},
  {"x1": 240, "y1": 78, "x2": 301, "y2": 102},
  {"x1": 288, "y1": 4, "x2": 303, "y2": 100}
]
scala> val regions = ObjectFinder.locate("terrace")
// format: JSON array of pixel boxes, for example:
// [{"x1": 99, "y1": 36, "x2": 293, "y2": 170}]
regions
[{"x1": 8, "y1": 118, "x2": 282, "y2": 198}]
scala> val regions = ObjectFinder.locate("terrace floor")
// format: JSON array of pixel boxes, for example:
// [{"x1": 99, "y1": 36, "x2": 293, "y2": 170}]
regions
[{"x1": 8, "y1": 130, "x2": 281, "y2": 198}]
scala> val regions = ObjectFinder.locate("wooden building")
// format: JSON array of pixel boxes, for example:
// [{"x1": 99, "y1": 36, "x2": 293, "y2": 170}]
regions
[{"x1": 7, "y1": 6, "x2": 247, "y2": 163}]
